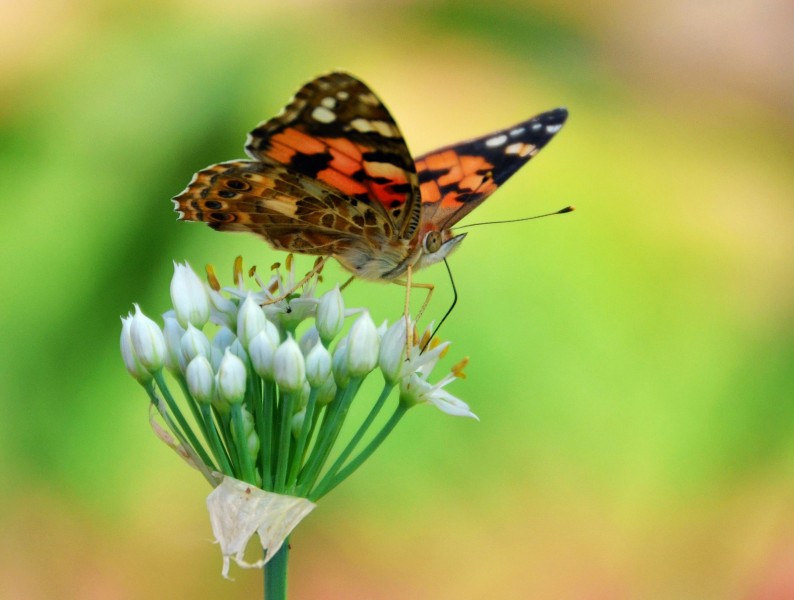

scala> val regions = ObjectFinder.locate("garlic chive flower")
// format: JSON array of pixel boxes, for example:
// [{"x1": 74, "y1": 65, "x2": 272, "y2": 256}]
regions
[
  {"x1": 181, "y1": 323, "x2": 211, "y2": 363},
  {"x1": 119, "y1": 255, "x2": 474, "y2": 578},
  {"x1": 170, "y1": 261, "x2": 210, "y2": 329},
  {"x1": 316, "y1": 285, "x2": 345, "y2": 344},
  {"x1": 237, "y1": 292, "x2": 267, "y2": 349},
  {"x1": 120, "y1": 315, "x2": 152, "y2": 384},
  {"x1": 346, "y1": 311, "x2": 379, "y2": 378},
  {"x1": 274, "y1": 335, "x2": 305, "y2": 393},
  {"x1": 186, "y1": 355, "x2": 215, "y2": 404},
  {"x1": 305, "y1": 342, "x2": 332, "y2": 388},
  {"x1": 162, "y1": 315, "x2": 186, "y2": 373},
  {"x1": 129, "y1": 304, "x2": 166, "y2": 372},
  {"x1": 217, "y1": 349, "x2": 246, "y2": 404}
]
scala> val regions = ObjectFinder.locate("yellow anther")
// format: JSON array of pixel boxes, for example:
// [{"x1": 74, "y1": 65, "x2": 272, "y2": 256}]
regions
[
  {"x1": 285, "y1": 253, "x2": 293, "y2": 271},
  {"x1": 451, "y1": 357, "x2": 469, "y2": 379},
  {"x1": 248, "y1": 265, "x2": 257, "y2": 278},
  {"x1": 233, "y1": 256, "x2": 244, "y2": 285},
  {"x1": 205, "y1": 264, "x2": 221, "y2": 291},
  {"x1": 270, "y1": 262, "x2": 281, "y2": 271}
]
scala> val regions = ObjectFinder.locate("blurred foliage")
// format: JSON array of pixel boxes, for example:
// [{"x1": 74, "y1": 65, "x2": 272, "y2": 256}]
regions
[{"x1": 1, "y1": 0, "x2": 794, "y2": 598}]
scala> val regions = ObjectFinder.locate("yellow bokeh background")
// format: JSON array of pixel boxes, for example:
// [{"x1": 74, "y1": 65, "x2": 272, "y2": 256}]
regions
[{"x1": 2, "y1": 1, "x2": 793, "y2": 598}]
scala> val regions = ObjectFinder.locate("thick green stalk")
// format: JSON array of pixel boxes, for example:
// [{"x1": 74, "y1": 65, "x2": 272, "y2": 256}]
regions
[{"x1": 264, "y1": 539, "x2": 289, "y2": 600}]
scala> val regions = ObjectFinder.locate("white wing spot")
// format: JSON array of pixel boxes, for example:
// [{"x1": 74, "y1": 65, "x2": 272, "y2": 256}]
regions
[
  {"x1": 546, "y1": 124, "x2": 562, "y2": 134},
  {"x1": 531, "y1": 122, "x2": 542, "y2": 131},
  {"x1": 510, "y1": 127, "x2": 525, "y2": 136},
  {"x1": 505, "y1": 143, "x2": 524, "y2": 155},
  {"x1": 485, "y1": 135, "x2": 508, "y2": 147},
  {"x1": 336, "y1": 91, "x2": 349, "y2": 100},
  {"x1": 351, "y1": 118, "x2": 374, "y2": 133},
  {"x1": 371, "y1": 120, "x2": 396, "y2": 137},
  {"x1": 358, "y1": 93, "x2": 379, "y2": 106},
  {"x1": 320, "y1": 97, "x2": 337, "y2": 109},
  {"x1": 311, "y1": 106, "x2": 336, "y2": 124}
]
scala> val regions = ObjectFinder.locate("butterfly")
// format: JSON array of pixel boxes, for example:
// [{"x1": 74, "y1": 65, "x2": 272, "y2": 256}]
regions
[{"x1": 173, "y1": 71, "x2": 567, "y2": 289}]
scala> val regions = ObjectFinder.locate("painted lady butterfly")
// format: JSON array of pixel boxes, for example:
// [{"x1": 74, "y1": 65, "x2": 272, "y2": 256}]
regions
[{"x1": 173, "y1": 71, "x2": 566, "y2": 285}]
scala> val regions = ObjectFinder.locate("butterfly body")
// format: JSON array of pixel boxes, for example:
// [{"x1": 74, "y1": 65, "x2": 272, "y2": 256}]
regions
[{"x1": 173, "y1": 72, "x2": 566, "y2": 280}]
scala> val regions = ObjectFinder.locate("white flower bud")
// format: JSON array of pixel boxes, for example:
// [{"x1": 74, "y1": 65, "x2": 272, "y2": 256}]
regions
[
  {"x1": 186, "y1": 355, "x2": 215, "y2": 404},
  {"x1": 237, "y1": 293, "x2": 267, "y2": 349},
  {"x1": 210, "y1": 345, "x2": 224, "y2": 371},
  {"x1": 331, "y1": 337, "x2": 349, "y2": 387},
  {"x1": 378, "y1": 319, "x2": 407, "y2": 384},
  {"x1": 299, "y1": 325, "x2": 320, "y2": 356},
  {"x1": 305, "y1": 341, "x2": 332, "y2": 388},
  {"x1": 181, "y1": 322, "x2": 211, "y2": 364},
  {"x1": 249, "y1": 330, "x2": 278, "y2": 379},
  {"x1": 162, "y1": 315, "x2": 186, "y2": 373},
  {"x1": 217, "y1": 349, "x2": 247, "y2": 404},
  {"x1": 345, "y1": 311, "x2": 379, "y2": 378},
  {"x1": 208, "y1": 287, "x2": 237, "y2": 330},
  {"x1": 291, "y1": 409, "x2": 306, "y2": 438},
  {"x1": 212, "y1": 326, "x2": 237, "y2": 352},
  {"x1": 273, "y1": 335, "x2": 305, "y2": 393},
  {"x1": 315, "y1": 375, "x2": 337, "y2": 407},
  {"x1": 130, "y1": 304, "x2": 166, "y2": 372},
  {"x1": 316, "y1": 285, "x2": 345, "y2": 344},
  {"x1": 170, "y1": 262, "x2": 211, "y2": 328},
  {"x1": 120, "y1": 315, "x2": 152, "y2": 384},
  {"x1": 229, "y1": 338, "x2": 249, "y2": 364},
  {"x1": 296, "y1": 380, "x2": 311, "y2": 411}
]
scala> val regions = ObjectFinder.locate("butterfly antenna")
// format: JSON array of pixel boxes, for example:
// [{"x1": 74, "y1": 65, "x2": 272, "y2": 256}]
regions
[
  {"x1": 455, "y1": 205, "x2": 574, "y2": 230},
  {"x1": 422, "y1": 258, "x2": 458, "y2": 352}
]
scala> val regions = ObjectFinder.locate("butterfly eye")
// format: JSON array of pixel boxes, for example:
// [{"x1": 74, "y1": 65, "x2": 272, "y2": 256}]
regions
[{"x1": 423, "y1": 231, "x2": 442, "y2": 254}]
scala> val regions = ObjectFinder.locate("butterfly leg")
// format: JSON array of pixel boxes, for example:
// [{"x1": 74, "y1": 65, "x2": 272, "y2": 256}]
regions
[
  {"x1": 260, "y1": 256, "x2": 327, "y2": 306},
  {"x1": 392, "y1": 268, "x2": 436, "y2": 355},
  {"x1": 339, "y1": 275, "x2": 356, "y2": 291}
]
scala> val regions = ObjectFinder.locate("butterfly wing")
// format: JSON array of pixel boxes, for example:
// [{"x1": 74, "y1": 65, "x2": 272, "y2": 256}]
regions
[
  {"x1": 172, "y1": 160, "x2": 400, "y2": 256},
  {"x1": 173, "y1": 72, "x2": 424, "y2": 280},
  {"x1": 416, "y1": 107, "x2": 568, "y2": 230},
  {"x1": 245, "y1": 71, "x2": 422, "y2": 241}
]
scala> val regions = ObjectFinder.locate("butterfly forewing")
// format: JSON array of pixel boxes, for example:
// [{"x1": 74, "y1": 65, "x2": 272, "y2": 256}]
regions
[
  {"x1": 244, "y1": 72, "x2": 422, "y2": 240},
  {"x1": 416, "y1": 108, "x2": 568, "y2": 230}
]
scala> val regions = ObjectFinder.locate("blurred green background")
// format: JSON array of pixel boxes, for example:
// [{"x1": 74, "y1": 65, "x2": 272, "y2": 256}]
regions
[{"x1": 2, "y1": 0, "x2": 794, "y2": 598}]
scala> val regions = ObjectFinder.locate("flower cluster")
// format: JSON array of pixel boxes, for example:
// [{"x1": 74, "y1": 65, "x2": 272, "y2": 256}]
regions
[{"x1": 120, "y1": 256, "x2": 474, "y2": 571}]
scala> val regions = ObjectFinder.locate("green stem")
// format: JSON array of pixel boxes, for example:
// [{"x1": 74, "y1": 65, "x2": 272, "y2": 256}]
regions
[
  {"x1": 231, "y1": 403, "x2": 257, "y2": 485},
  {"x1": 152, "y1": 370, "x2": 215, "y2": 469},
  {"x1": 261, "y1": 380, "x2": 276, "y2": 489},
  {"x1": 310, "y1": 403, "x2": 408, "y2": 501},
  {"x1": 144, "y1": 383, "x2": 217, "y2": 486},
  {"x1": 200, "y1": 403, "x2": 234, "y2": 476},
  {"x1": 274, "y1": 390, "x2": 295, "y2": 492},
  {"x1": 297, "y1": 378, "x2": 362, "y2": 496},
  {"x1": 312, "y1": 382, "x2": 394, "y2": 494},
  {"x1": 175, "y1": 375, "x2": 212, "y2": 445},
  {"x1": 264, "y1": 539, "x2": 289, "y2": 600},
  {"x1": 286, "y1": 389, "x2": 318, "y2": 490}
]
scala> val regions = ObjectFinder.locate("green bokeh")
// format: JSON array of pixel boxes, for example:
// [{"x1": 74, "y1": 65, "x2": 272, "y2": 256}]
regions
[{"x1": 2, "y1": 1, "x2": 793, "y2": 598}]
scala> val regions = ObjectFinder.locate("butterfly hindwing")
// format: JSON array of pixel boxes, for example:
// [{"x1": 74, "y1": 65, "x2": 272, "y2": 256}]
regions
[
  {"x1": 416, "y1": 108, "x2": 568, "y2": 230},
  {"x1": 244, "y1": 72, "x2": 422, "y2": 240},
  {"x1": 172, "y1": 160, "x2": 402, "y2": 257}
]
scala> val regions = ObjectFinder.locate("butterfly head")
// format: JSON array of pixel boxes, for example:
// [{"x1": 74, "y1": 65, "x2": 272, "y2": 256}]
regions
[{"x1": 415, "y1": 229, "x2": 467, "y2": 271}]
